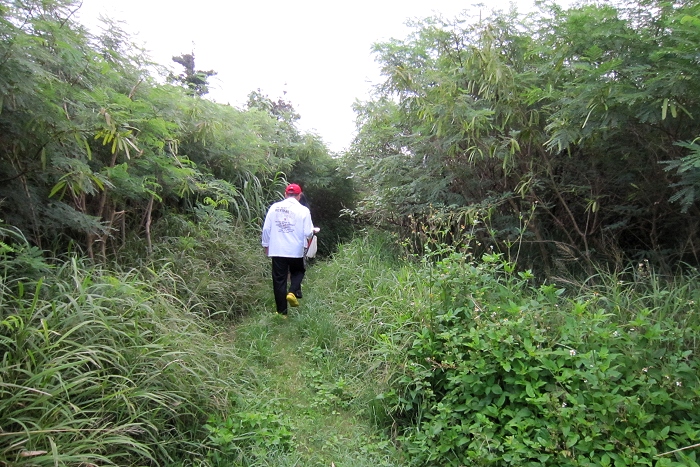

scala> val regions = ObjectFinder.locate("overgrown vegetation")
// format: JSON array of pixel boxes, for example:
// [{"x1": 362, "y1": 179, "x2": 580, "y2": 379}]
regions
[
  {"x1": 392, "y1": 251, "x2": 700, "y2": 466},
  {"x1": 350, "y1": 0, "x2": 700, "y2": 273},
  {"x1": 3, "y1": 221, "x2": 700, "y2": 465},
  {"x1": 3, "y1": 0, "x2": 700, "y2": 466},
  {"x1": 289, "y1": 233, "x2": 699, "y2": 466},
  {"x1": 0, "y1": 224, "x2": 252, "y2": 466}
]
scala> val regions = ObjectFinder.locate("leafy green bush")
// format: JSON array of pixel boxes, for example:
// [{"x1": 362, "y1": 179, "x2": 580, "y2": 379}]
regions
[
  {"x1": 204, "y1": 410, "x2": 294, "y2": 465},
  {"x1": 390, "y1": 252, "x2": 700, "y2": 466},
  {"x1": 0, "y1": 221, "x2": 53, "y2": 281}
]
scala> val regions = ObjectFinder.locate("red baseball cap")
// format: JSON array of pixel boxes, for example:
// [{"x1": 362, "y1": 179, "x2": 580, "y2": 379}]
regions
[{"x1": 285, "y1": 183, "x2": 302, "y2": 195}]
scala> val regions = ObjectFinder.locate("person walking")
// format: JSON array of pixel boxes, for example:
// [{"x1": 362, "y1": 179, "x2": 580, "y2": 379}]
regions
[{"x1": 261, "y1": 183, "x2": 316, "y2": 316}]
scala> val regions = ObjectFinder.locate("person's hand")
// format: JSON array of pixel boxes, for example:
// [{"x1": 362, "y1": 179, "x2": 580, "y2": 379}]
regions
[{"x1": 313, "y1": 227, "x2": 320, "y2": 234}]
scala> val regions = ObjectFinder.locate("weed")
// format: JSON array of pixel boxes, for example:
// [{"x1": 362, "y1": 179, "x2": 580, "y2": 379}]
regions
[{"x1": 390, "y1": 251, "x2": 700, "y2": 466}]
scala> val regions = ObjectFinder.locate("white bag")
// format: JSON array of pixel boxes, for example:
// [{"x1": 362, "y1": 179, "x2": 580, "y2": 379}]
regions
[{"x1": 305, "y1": 235, "x2": 318, "y2": 258}]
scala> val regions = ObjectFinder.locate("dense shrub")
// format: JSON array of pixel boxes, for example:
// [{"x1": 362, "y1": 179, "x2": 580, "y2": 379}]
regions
[{"x1": 390, "y1": 252, "x2": 700, "y2": 466}]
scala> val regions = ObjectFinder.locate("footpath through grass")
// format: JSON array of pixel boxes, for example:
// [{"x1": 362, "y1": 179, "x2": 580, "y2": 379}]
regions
[
  {"x1": 208, "y1": 238, "x2": 413, "y2": 466},
  {"x1": 217, "y1": 310, "x2": 398, "y2": 466}
]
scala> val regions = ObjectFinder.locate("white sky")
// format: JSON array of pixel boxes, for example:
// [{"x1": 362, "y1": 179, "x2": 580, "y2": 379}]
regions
[{"x1": 76, "y1": 0, "x2": 536, "y2": 153}]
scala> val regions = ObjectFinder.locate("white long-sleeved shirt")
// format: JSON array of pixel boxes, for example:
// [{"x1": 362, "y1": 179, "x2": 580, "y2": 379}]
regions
[{"x1": 261, "y1": 197, "x2": 314, "y2": 257}]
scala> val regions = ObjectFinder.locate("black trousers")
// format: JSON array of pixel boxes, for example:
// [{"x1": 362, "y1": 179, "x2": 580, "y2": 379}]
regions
[{"x1": 271, "y1": 256, "x2": 305, "y2": 314}]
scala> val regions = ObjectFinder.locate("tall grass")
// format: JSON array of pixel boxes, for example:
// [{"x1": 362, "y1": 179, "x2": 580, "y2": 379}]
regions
[
  {"x1": 5, "y1": 217, "x2": 698, "y2": 466},
  {"x1": 142, "y1": 207, "x2": 269, "y2": 318},
  {"x1": 293, "y1": 231, "x2": 428, "y2": 452},
  {"x1": 0, "y1": 257, "x2": 250, "y2": 466},
  {"x1": 570, "y1": 263, "x2": 700, "y2": 342},
  {"x1": 0, "y1": 210, "x2": 270, "y2": 466}
]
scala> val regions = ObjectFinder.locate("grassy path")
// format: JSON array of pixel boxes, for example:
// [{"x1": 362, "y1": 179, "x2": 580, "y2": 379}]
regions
[{"x1": 221, "y1": 263, "x2": 403, "y2": 467}]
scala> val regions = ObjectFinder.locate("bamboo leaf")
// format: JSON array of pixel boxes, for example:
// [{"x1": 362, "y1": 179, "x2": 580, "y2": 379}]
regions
[{"x1": 49, "y1": 181, "x2": 67, "y2": 199}]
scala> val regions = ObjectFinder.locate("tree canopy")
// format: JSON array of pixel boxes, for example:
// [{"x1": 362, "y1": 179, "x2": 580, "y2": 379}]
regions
[
  {"x1": 349, "y1": 0, "x2": 700, "y2": 272},
  {"x1": 0, "y1": 0, "x2": 353, "y2": 259},
  {"x1": 169, "y1": 52, "x2": 217, "y2": 96}
]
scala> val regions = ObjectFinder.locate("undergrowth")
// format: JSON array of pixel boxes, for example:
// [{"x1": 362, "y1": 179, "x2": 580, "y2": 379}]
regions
[
  {"x1": 0, "y1": 260, "x2": 244, "y2": 466},
  {"x1": 388, "y1": 250, "x2": 700, "y2": 466},
  {"x1": 3, "y1": 220, "x2": 699, "y2": 466},
  {"x1": 0, "y1": 215, "x2": 262, "y2": 466}
]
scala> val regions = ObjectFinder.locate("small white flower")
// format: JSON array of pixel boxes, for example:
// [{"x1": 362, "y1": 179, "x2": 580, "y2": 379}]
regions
[
  {"x1": 562, "y1": 402, "x2": 567, "y2": 407},
  {"x1": 569, "y1": 349, "x2": 577, "y2": 356},
  {"x1": 676, "y1": 381, "x2": 682, "y2": 387},
  {"x1": 642, "y1": 367, "x2": 648, "y2": 373},
  {"x1": 613, "y1": 331, "x2": 620, "y2": 337}
]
